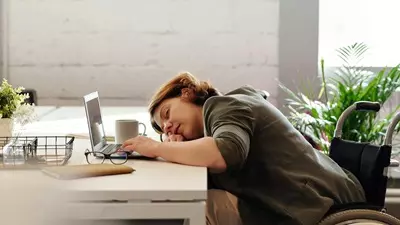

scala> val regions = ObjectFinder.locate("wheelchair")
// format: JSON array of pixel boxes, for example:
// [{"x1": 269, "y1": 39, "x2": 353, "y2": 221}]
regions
[{"x1": 318, "y1": 101, "x2": 400, "y2": 225}]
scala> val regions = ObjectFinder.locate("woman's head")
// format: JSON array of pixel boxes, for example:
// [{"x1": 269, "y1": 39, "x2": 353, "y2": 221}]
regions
[{"x1": 149, "y1": 72, "x2": 221, "y2": 140}]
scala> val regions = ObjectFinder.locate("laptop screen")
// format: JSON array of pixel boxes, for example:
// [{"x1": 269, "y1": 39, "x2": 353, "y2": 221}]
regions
[{"x1": 84, "y1": 92, "x2": 107, "y2": 150}]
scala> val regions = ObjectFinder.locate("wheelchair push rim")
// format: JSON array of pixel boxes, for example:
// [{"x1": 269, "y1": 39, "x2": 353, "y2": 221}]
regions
[{"x1": 318, "y1": 209, "x2": 400, "y2": 225}]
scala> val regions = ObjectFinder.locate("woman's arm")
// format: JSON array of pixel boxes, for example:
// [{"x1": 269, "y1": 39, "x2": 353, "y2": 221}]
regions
[
  {"x1": 154, "y1": 96, "x2": 254, "y2": 171},
  {"x1": 154, "y1": 137, "x2": 227, "y2": 171}
]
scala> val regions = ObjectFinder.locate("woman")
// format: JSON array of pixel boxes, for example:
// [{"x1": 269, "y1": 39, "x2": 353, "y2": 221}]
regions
[{"x1": 121, "y1": 72, "x2": 366, "y2": 225}]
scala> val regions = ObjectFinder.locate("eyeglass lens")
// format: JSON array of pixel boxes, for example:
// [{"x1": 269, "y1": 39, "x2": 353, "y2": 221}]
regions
[
  {"x1": 109, "y1": 152, "x2": 129, "y2": 165},
  {"x1": 86, "y1": 151, "x2": 105, "y2": 164},
  {"x1": 86, "y1": 151, "x2": 128, "y2": 165}
]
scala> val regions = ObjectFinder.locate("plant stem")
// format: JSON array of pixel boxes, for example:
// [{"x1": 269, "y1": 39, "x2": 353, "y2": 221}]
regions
[{"x1": 321, "y1": 59, "x2": 329, "y2": 103}]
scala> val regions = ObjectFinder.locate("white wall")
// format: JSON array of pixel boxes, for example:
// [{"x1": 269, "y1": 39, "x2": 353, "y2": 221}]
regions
[{"x1": 4, "y1": 0, "x2": 280, "y2": 106}]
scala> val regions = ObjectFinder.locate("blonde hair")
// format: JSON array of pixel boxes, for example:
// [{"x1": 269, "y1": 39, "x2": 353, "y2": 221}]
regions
[{"x1": 148, "y1": 72, "x2": 221, "y2": 133}]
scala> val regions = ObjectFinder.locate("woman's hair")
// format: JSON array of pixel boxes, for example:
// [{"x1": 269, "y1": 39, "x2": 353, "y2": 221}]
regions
[{"x1": 148, "y1": 72, "x2": 221, "y2": 133}]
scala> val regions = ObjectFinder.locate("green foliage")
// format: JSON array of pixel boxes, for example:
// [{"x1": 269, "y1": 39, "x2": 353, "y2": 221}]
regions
[
  {"x1": 280, "y1": 43, "x2": 400, "y2": 154},
  {"x1": 0, "y1": 79, "x2": 29, "y2": 119}
]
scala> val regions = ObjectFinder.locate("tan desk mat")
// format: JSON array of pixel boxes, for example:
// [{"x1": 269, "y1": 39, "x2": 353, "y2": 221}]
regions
[{"x1": 41, "y1": 164, "x2": 135, "y2": 180}]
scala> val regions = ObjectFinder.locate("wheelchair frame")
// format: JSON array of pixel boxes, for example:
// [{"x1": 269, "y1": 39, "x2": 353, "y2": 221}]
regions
[{"x1": 319, "y1": 101, "x2": 400, "y2": 224}]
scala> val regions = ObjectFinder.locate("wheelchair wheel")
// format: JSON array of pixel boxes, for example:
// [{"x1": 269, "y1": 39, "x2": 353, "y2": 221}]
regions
[{"x1": 318, "y1": 209, "x2": 400, "y2": 225}]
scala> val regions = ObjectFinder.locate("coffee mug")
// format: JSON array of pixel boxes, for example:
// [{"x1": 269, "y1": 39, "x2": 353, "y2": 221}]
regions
[{"x1": 115, "y1": 119, "x2": 147, "y2": 144}]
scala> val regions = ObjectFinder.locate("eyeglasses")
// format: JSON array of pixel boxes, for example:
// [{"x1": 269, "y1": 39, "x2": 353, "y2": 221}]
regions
[{"x1": 84, "y1": 149, "x2": 129, "y2": 165}]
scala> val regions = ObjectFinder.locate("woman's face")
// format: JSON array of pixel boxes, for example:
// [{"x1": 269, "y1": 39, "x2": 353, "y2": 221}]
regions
[{"x1": 153, "y1": 96, "x2": 204, "y2": 141}]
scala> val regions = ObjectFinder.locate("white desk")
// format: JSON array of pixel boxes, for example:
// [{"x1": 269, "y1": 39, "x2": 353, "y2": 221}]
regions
[
  {"x1": 63, "y1": 144, "x2": 207, "y2": 224},
  {"x1": 64, "y1": 158, "x2": 206, "y2": 223},
  {"x1": 4, "y1": 106, "x2": 208, "y2": 225}
]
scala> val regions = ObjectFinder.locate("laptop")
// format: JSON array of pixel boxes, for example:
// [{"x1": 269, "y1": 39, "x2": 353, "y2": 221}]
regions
[{"x1": 83, "y1": 91, "x2": 148, "y2": 159}]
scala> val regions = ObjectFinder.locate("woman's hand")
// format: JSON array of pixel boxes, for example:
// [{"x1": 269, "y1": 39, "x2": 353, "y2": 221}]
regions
[
  {"x1": 163, "y1": 133, "x2": 186, "y2": 142},
  {"x1": 121, "y1": 136, "x2": 161, "y2": 158}
]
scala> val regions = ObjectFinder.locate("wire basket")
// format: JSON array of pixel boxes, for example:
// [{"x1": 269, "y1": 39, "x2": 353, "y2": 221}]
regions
[{"x1": 0, "y1": 136, "x2": 75, "y2": 169}]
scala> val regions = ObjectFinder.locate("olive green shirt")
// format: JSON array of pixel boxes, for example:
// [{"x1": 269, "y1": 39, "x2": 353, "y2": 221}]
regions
[{"x1": 203, "y1": 86, "x2": 366, "y2": 225}]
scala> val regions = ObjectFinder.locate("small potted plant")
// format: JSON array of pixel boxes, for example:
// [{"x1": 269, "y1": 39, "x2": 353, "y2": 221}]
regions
[{"x1": 0, "y1": 79, "x2": 36, "y2": 137}]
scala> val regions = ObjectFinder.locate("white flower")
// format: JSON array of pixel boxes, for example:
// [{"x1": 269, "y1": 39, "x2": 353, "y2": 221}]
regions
[{"x1": 12, "y1": 103, "x2": 37, "y2": 127}]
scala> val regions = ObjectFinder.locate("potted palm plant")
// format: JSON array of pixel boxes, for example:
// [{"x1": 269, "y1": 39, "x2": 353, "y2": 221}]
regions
[{"x1": 280, "y1": 42, "x2": 400, "y2": 154}]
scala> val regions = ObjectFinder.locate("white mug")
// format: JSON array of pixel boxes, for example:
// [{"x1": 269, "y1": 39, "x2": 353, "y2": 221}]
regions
[{"x1": 115, "y1": 119, "x2": 147, "y2": 144}]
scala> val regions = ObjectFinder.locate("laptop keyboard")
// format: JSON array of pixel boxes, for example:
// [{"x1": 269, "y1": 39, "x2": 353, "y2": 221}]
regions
[{"x1": 103, "y1": 144, "x2": 122, "y2": 154}]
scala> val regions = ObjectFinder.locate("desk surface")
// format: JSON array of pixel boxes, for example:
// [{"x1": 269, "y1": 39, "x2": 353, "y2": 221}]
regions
[
  {"x1": 7, "y1": 106, "x2": 208, "y2": 202},
  {"x1": 66, "y1": 153, "x2": 208, "y2": 201}
]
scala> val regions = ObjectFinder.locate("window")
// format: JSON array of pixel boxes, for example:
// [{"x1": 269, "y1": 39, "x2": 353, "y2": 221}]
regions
[{"x1": 319, "y1": 0, "x2": 400, "y2": 67}]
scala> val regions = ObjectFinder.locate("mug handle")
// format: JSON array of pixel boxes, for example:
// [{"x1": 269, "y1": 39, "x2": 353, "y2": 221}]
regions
[{"x1": 139, "y1": 122, "x2": 147, "y2": 136}]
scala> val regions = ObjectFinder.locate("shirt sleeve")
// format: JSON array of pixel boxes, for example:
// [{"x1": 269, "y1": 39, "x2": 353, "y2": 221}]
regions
[{"x1": 203, "y1": 96, "x2": 255, "y2": 171}]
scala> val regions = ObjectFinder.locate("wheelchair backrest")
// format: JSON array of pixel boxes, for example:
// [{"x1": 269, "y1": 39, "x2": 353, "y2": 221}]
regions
[{"x1": 329, "y1": 137, "x2": 391, "y2": 208}]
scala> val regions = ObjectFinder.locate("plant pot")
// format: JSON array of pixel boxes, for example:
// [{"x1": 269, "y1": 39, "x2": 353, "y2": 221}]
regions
[{"x1": 0, "y1": 118, "x2": 13, "y2": 138}]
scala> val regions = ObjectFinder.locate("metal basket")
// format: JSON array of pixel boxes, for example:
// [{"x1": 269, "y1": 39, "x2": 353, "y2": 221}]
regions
[{"x1": 0, "y1": 136, "x2": 75, "y2": 169}]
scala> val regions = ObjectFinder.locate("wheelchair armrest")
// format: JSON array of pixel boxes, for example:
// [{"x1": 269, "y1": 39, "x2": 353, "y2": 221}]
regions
[{"x1": 390, "y1": 159, "x2": 399, "y2": 167}]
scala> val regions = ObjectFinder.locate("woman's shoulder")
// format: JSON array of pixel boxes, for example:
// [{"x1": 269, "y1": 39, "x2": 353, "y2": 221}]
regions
[
  {"x1": 224, "y1": 85, "x2": 267, "y2": 98},
  {"x1": 204, "y1": 85, "x2": 266, "y2": 109},
  {"x1": 203, "y1": 93, "x2": 250, "y2": 116},
  {"x1": 202, "y1": 86, "x2": 264, "y2": 127},
  {"x1": 202, "y1": 87, "x2": 257, "y2": 135}
]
